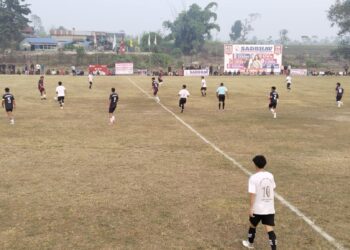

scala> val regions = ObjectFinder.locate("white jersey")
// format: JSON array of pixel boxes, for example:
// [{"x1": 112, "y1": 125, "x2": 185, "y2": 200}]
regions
[
  {"x1": 286, "y1": 76, "x2": 292, "y2": 83},
  {"x1": 88, "y1": 74, "x2": 93, "y2": 82},
  {"x1": 179, "y1": 89, "x2": 190, "y2": 99},
  {"x1": 248, "y1": 171, "x2": 276, "y2": 215},
  {"x1": 201, "y1": 79, "x2": 207, "y2": 88},
  {"x1": 56, "y1": 86, "x2": 66, "y2": 97}
]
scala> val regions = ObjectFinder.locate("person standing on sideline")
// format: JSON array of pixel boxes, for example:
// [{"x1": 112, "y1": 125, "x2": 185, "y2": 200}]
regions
[
  {"x1": 201, "y1": 76, "x2": 207, "y2": 96},
  {"x1": 269, "y1": 86, "x2": 279, "y2": 119},
  {"x1": 242, "y1": 155, "x2": 277, "y2": 250},
  {"x1": 152, "y1": 77, "x2": 160, "y2": 103},
  {"x1": 108, "y1": 88, "x2": 119, "y2": 125},
  {"x1": 2, "y1": 88, "x2": 16, "y2": 125},
  {"x1": 55, "y1": 81, "x2": 66, "y2": 109},
  {"x1": 286, "y1": 74, "x2": 292, "y2": 91},
  {"x1": 335, "y1": 82, "x2": 344, "y2": 108},
  {"x1": 38, "y1": 76, "x2": 47, "y2": 100},
  {"x1": 88, "y1": 72, "x2": 94, "y2": 89},
  {"x1": 216, "y1": 82, "x2": 228, "y2": 110},
  {"x1": 178, "y1": 84, "x2": 190, "y2": 113}
]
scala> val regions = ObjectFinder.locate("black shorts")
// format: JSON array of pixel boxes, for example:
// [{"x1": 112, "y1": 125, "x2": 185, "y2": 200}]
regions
[
  {"x1": 269, "y1": 102, "x2": 277, "y2": 109},
  {"x1": 287, "y1": 83, "x2": 291, "y2": 88},
  {"x1": 153, "y1": 89, "x2": 158, "y2": 96},
  {"x1": 201, "y1": 87, "x2": 207, "y2": 91},
  {"x1": 179, "y1": 98, "x2": 187, "y2": 105},
  {"x1": 5, "y1": 108, "x2": 13, "y2": 112},
  {"x1": 250, "y1": 214, "x2": 275, "y2": 227},
  {"x1": 109, "y1": 106, "x2": 116, "y2": 113},
  {"x1": 57, "y1": 96, "x2": 65, "y2": 103},
  {"x1": 218, "y1": 94, "x2": 225, "y2": 102},
  {"x1": 336, "y1": 95, "x2": 343, "y2": 101}
]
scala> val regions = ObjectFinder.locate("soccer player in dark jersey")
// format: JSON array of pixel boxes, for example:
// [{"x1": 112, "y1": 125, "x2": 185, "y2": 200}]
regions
[
  {"x1": 335, "y1": 82, "x2": 344, "y2": 108},
  {"x1": 152, "y1": 77, "x2": 160, "y2": 103},
  {"x1": 269, "y1": 86, "x2": 279, "y2": 119},
  {"x1": 109, "y1": 88, "x2": 119, "y2": 125},
  {"x1": 2, "y1": 88, "x2": 16, "y2": 125},
  {"x1": 38, "y1": 76, "x2": 46, "y2": 100}
]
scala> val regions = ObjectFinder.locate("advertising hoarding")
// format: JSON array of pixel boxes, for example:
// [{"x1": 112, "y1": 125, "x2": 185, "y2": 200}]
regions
[
  {"x1": 115, "y1": 63, "x2": 134, "y2": 75},
  {"x1": 224, "y1": 44, "x2": 283, "y2": 74}
]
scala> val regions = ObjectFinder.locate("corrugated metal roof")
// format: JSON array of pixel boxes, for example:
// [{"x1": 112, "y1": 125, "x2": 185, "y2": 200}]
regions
[{"x1": 23, "y1": 37, "x2": 58, "y2": 45}]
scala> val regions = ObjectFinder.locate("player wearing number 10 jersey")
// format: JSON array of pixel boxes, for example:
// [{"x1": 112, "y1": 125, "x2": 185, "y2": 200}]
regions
[
  {"x1": 109, "y1": 88, "x2": 119, "y2": 125},
  {"x1": 2, "y1": 87, "x2": 16, "y2": 125},
  {"x1": 242, "y1": 155, "x2": 277, "y2": 250}
]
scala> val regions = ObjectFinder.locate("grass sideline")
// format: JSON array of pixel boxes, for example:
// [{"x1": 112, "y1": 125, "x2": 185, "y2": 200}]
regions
[{"x1": 0, "y1": 75, "x2": 349, "y2": 249}]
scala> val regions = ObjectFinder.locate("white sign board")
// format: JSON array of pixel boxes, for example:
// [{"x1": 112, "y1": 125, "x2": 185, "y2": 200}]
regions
[
  {"x1": 290, "y1": 69, "x2": 308, "y2": 76},
  {"x1": 184, "y1": 68, "x2": 210, "y2": 77},
  {"x1": 115, "y1": 63, "x2": 134, "y2": 75}
]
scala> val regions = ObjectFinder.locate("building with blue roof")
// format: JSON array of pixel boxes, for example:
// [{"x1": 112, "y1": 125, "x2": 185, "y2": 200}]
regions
[{"x1": 20, "y1": 37, "x2": 58, "y2": 51}]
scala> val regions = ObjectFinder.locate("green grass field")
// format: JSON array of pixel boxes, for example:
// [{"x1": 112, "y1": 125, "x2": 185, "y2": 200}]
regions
[{"x1": 0, "y1": 75, "x2": 349, "y2": 249}]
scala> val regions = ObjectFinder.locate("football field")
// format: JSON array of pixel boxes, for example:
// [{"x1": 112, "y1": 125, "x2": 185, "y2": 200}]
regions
[{"x1": 0, "y1": 75, "x2": 349, "y2": 249}]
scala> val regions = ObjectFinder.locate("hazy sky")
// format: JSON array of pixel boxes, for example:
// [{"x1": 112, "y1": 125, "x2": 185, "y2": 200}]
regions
[{"x1": 26, "y1": 0, "x2": 338, "y2": 41}]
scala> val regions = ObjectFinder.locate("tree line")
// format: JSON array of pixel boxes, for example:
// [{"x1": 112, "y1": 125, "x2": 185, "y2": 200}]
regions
[{"x1": 1, "y1": 0, "x2": 349, "y2": 60}]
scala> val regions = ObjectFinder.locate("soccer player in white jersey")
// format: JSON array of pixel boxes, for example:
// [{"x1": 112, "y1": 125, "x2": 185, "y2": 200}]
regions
[
  {"x1": 178, "y1": 84, "x2": 190, "y2": 113},
  {"x1": 88, "y1": 72, "x2": 94, "y2": 89},
  {"x1": 286, "y1": 75, "x2": 292, "y2": 91},
  {"x1": 200, "y1": 76, "x2": 207, "y2": 96},
  {"x1": 242, "y1": 155, "x2": 277, "y2": 250},
  {"x1": 55, "y1": 81, "x2": 66, "y2": 109}
]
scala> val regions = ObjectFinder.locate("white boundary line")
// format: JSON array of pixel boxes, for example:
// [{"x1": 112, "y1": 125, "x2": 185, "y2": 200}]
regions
[{"x1": 127, "y1": 77, "x2": 346, "y2": 250}]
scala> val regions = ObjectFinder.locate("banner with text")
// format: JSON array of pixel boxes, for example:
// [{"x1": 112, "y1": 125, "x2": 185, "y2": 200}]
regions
[
  {"x1": 88, "y1": 65, "x2": 111, "y2": 75},
  {"x1": 184, "y1": 68, "x2": 210, "y2": 77},
  {"x1": 290, "y1": 69, "x2": 308, "y2": 76},
  {"x1": 224, "y1": 44, "x2": 283, "y2": 73},
  {"x1": 115, "y1": 62, "x2": 134, "y2": 75}
]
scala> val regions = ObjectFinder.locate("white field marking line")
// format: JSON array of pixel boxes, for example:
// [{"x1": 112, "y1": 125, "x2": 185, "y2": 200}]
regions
[{"x1": 127, "y1": 77, "x2": 346, "y2": 250}]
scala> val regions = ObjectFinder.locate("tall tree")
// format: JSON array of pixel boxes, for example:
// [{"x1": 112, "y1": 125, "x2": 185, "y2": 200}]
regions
[
  {"x1": 328, "y1": 0, "x2": 350, "y2": 35},
  {"x1": 301, "y1": 35, "x2": 311, "y2": 44},
  {"x1": 0, "y1": 0, "x2": 31, "y2": 50},
  {"x1": 279, "y1": 29, "x2": 289, "y2": 45},
  {"x1": 30, "y1": 14, "x2": 46, "y2": 37},
  {"x1": 229, "y1": 20, "x2": 242, "y2": 42},
  {"x1": 163, "y1": 2, "x2": 220, "y2": 55},
  {"x1": 241, "y1": 13, "x2": 260, "y2": 42},
  {"x1": 328, "y1": 0, "x2": 350, "y2": 60}
]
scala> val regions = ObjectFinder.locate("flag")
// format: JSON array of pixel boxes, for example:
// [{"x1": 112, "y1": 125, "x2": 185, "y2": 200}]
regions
[
  {"x1": 94, "y1": 32, "x2": 97, "y2": 47},
  {"x1": 148, "y1": 33, "x2": 151, "y2": 47},
  {"x1": 112, "y1": 34, "x2": 117, "y2": 50},
  {"x1": 154, "y1": 35, "x2": 157, "y2": 46}
]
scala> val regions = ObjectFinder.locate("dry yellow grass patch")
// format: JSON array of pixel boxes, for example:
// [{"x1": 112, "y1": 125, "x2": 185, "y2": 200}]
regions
[{"x1": 0, "y1": 75, "x2": 348, "y2": 249}]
